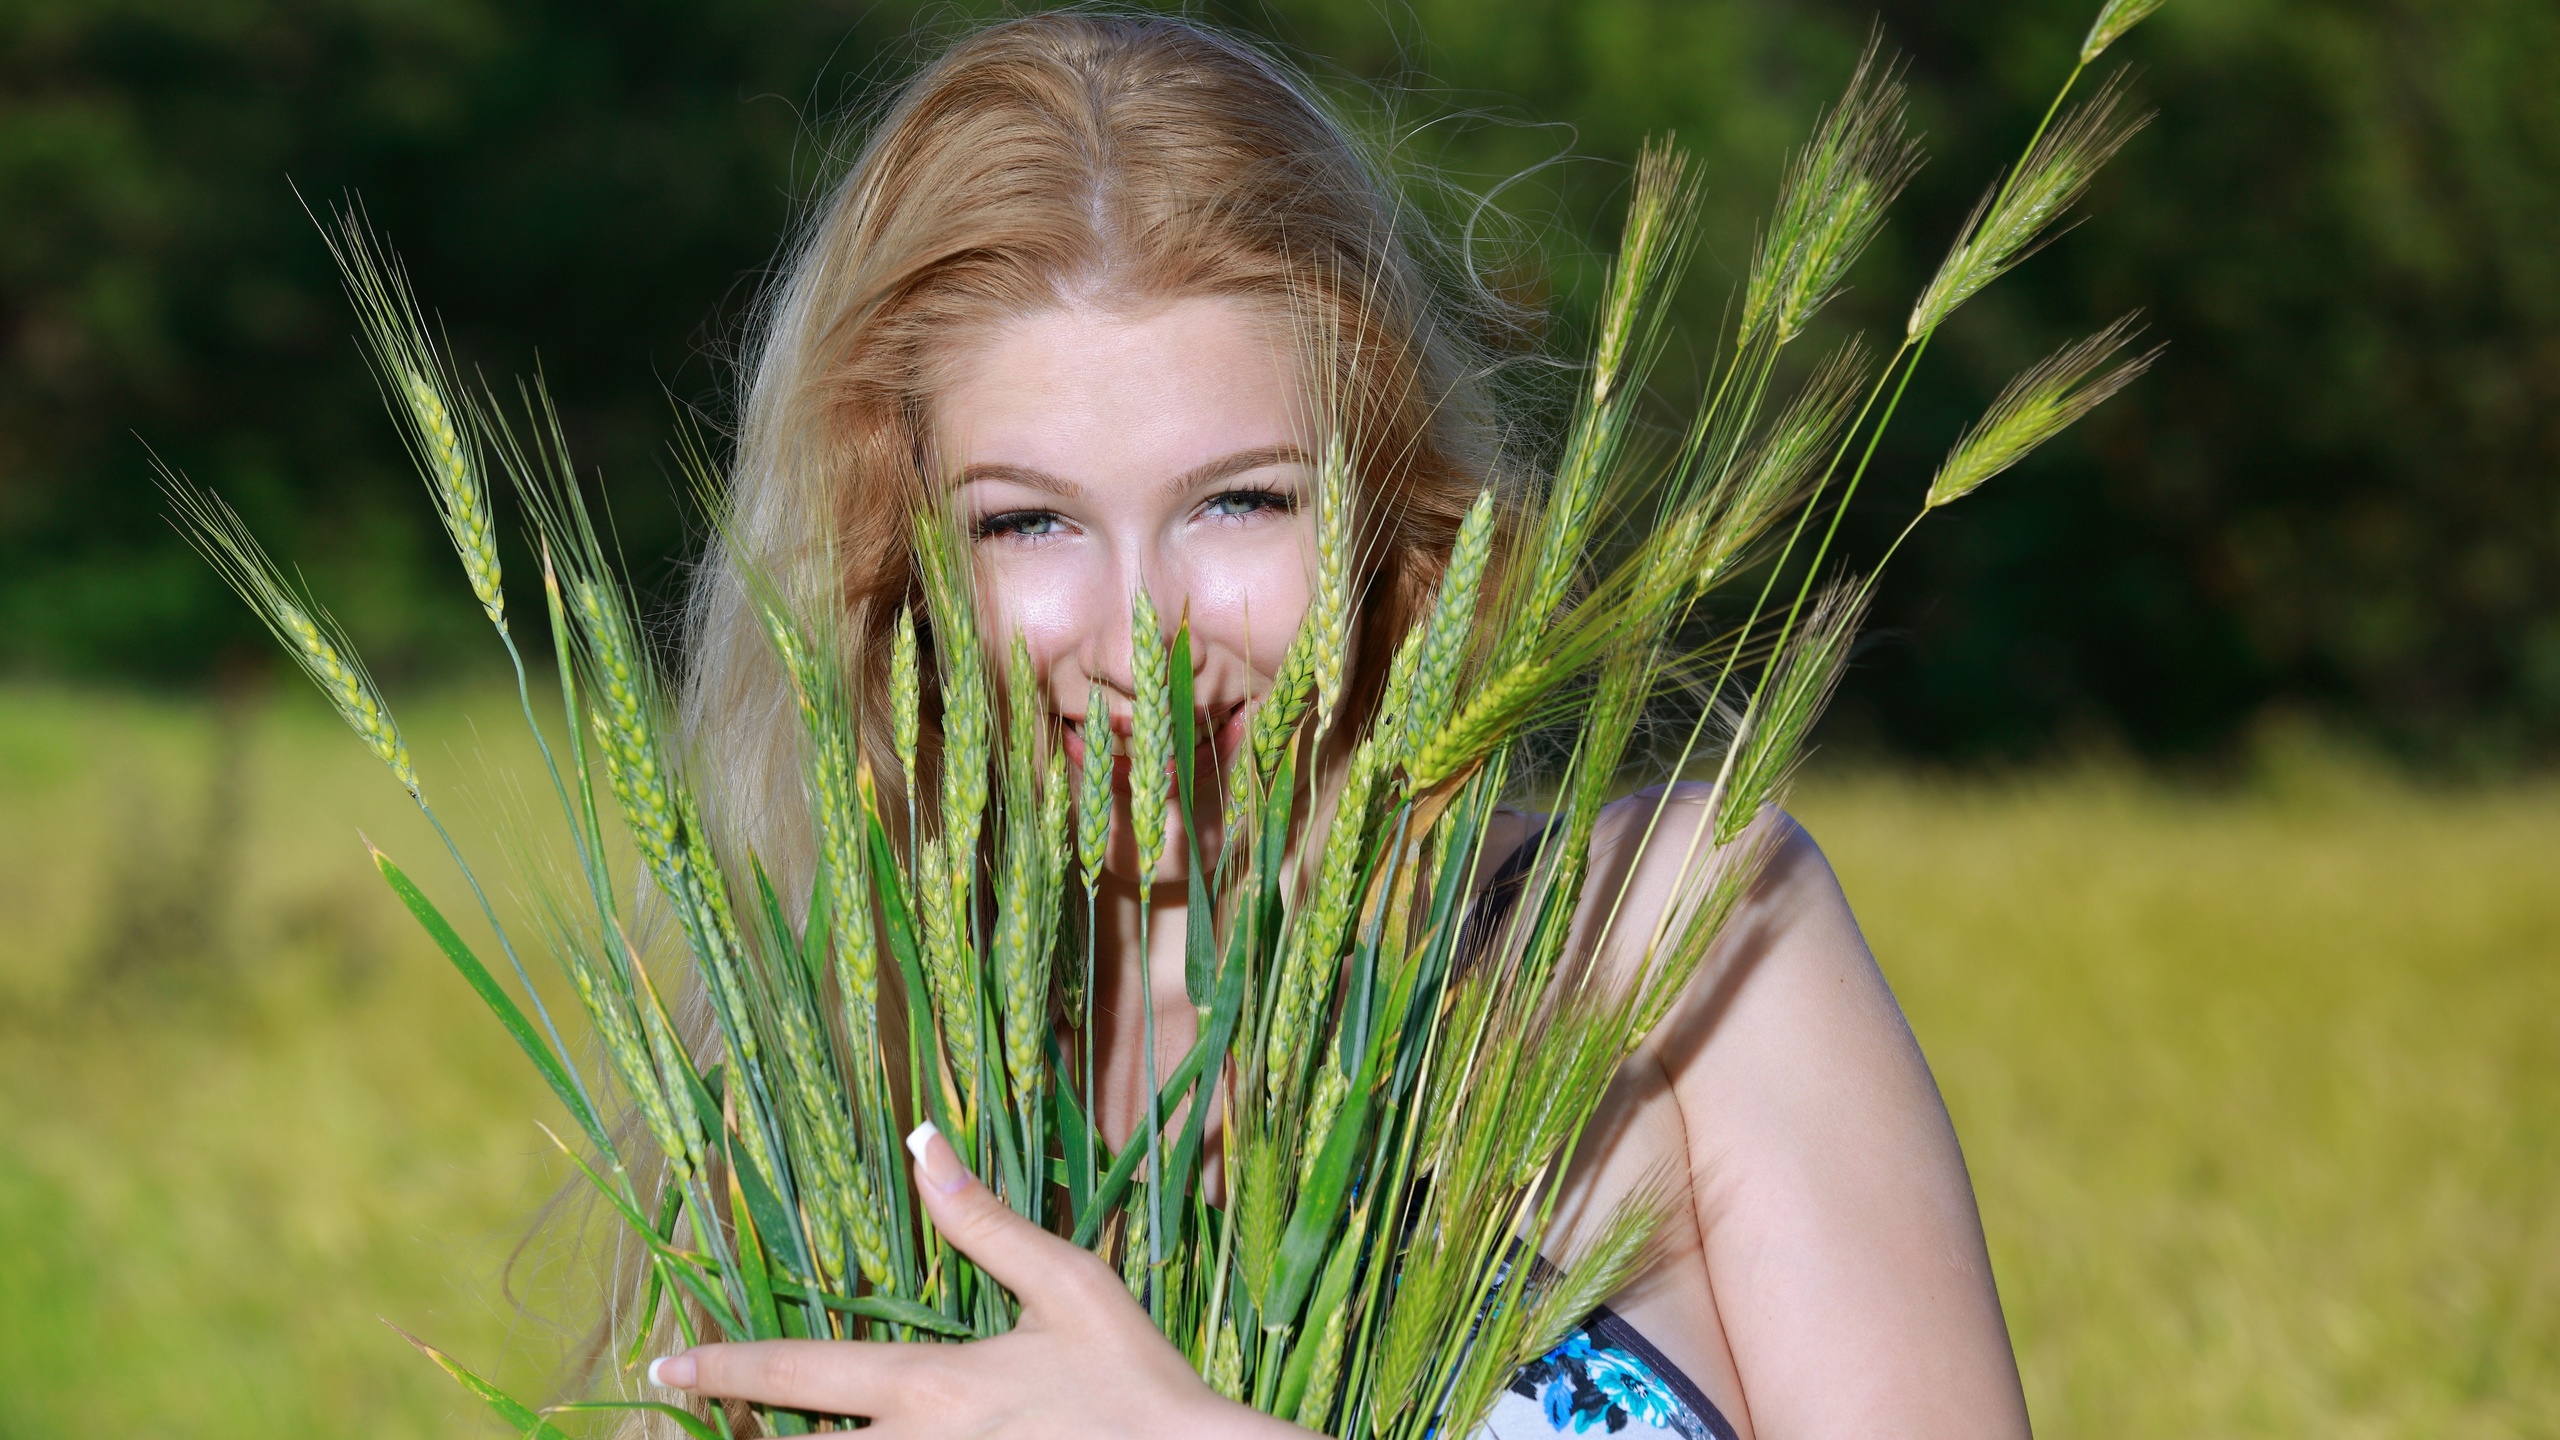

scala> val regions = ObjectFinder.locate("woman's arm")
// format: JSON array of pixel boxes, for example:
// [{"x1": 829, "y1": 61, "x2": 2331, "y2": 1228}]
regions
[{"x1": 1596, "y1": 793, "x2": 2032, "y2": 1440}]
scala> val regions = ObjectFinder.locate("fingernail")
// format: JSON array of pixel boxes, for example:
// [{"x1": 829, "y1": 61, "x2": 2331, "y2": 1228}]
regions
[
  {"x1": 906, "y1": 1119, "x2": 971, "y2": 1194},
  {"x1": 648, "y1": 1352, "x2": 696, "y2": 1389}
]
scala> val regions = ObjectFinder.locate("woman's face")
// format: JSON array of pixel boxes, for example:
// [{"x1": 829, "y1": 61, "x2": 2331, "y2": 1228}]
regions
[{"x1": 935, "y1": 294, "x2": 1318, "y2": 878}]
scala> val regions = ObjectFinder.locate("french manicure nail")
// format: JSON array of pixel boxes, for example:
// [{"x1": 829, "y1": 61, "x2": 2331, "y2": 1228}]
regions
[
  {"x1": 648, "y1": 1352, "x2": 697, "y2": 1389},
  {"x1": 906, "y1": 1119, "x2": 971, "y2": 1194}
]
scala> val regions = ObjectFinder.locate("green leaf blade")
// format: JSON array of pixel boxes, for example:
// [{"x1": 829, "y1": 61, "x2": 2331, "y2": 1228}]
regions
[
  {"x1": 385, "y1": 1321, "x2": 573, "y2": 1440},
  {"x1": 373, "y1": 848, "x2": 609, "y2": 1157}
]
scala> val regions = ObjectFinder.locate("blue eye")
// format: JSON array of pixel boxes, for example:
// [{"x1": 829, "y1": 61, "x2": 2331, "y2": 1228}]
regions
[
  {"x1": 975, "y1": 509, "x2": 1066, "y2": 541},
  {"x1": 1200, "y1": 488, "x2": 1298, "y2": 522}
]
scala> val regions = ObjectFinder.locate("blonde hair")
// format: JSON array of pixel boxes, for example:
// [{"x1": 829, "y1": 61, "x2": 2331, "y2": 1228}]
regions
[{"x1": 682, "y1": 10, "x2": 1506, "y2": 882}]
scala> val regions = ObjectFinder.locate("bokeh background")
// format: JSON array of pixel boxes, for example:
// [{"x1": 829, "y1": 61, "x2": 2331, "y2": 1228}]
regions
[{"x1": 2, "y1": 1, "x2": 2554, "y2": 1435}]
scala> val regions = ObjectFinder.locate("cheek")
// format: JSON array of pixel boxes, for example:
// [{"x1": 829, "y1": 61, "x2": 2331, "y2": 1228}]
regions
[
  {"x1": 975, "y1": 552, "x2": 1101, "y2": 689},
  {"x1": 1180, "y1": 535, "x2": 1313, "y2": 677}
]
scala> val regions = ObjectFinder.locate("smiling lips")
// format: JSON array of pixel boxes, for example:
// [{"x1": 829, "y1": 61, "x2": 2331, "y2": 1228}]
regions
[{"x1": 1062, "y1": 698, "x2": 1251, "y2": 780}]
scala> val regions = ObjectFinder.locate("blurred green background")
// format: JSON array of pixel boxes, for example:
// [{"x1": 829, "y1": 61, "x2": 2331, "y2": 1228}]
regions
[
  {"x1": 2, "y1": 1, "x2": 2555, "y2": 1436},
  {"x1": 8, "y1": 0, "x2": 2560, "y2": 759}
]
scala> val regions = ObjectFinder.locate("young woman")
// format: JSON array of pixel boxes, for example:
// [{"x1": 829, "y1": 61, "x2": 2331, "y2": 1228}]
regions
[{"x1": 642, "y1": 14, "x2": 2029, "y2": 1438}]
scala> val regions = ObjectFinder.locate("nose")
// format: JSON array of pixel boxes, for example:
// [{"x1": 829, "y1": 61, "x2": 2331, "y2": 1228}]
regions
[{"x1": 1077, "y1": 545, "x2": 1188, "y2": 706}]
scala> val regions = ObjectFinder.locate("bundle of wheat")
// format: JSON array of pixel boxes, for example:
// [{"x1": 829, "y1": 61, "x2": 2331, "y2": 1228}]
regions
[{"x1": 164, "y1": 5, "x2": 2161, "y2": 1434}]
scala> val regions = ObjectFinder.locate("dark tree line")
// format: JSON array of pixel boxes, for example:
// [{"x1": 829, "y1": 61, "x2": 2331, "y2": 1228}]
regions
[{"x1": 4, "y1": 0, "x2": 2553, "y2": 761}]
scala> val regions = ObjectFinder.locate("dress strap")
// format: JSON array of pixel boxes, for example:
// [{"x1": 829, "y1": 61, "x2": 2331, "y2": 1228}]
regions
[{"x1": 1457, "y1": 813, "x2": 1560, "y2": 972}]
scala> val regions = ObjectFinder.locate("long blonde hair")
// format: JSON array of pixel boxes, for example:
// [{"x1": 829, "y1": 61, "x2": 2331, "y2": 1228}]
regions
[{"x1": 682, "y1": 11, "x2": 1507, "y2": 882}]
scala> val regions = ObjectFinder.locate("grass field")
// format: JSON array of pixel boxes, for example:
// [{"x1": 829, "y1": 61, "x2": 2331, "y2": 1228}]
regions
[
  {"x1": 1, "y1": 683, "x2": 2553, "y2": 1437},
  {"x1": 0, "y1": 684, "x2": 587, "y2": 1439},
  {"x1": 1792, "y1": 760, "x2": 2560, "y2": 1440}
]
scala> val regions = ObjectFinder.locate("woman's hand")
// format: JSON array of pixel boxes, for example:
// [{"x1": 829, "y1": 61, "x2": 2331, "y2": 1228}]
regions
[{"x1": 647, "y1": 1123, "x2": 1305, "y2": 1439}]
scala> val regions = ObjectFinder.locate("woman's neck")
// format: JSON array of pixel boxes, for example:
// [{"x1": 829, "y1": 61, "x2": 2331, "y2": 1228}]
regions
[{"x1": 1084, "y1": 869, "x2": 1203, "y2": 1148}]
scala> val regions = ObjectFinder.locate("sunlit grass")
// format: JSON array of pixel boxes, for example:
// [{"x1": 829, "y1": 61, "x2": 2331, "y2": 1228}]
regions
[
  {"x1": 0, "y1": 685, "x2": 2552, "y2": 1437},
  {"x1": 0, "y1": 682, "x2": 594, "y2": 1439},
  {"x1": 1794, "y1": 753, "x2": 2560, "y2": 1440}
]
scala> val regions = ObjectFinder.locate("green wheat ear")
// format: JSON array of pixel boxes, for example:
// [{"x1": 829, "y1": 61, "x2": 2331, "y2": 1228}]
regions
[
  {"x1": 320, "y1": 205, "x2": 506, "y2": 633},
  {"x1": 1127, "y1": 586, "x2": 1173, "y2": 876},
  {"x1": 1702, "y1": 337, "x2": 1873, "y2": 585},
  {"x1": 1715, "y1": 584, "x2": 1867, "y2": 845},
  {"x1": 1494, "y1": 140, "x2": 1702, "y2": 673},
  {"x1": 1266, "y1": 741, "x2": 1377, "y2": 1107},
  {"x1": 892, "y1": 606, "x2": 921, "y2": 799},
  {"x1": 2082, "y1": 0, "x2": 2166, "y2": 62},
  {"x1": 162, "y1": 478, "x2": 417, "y2": 795},
  {"x1": 914, "y1": 511, "x2": 992, "y2": 920},
  {"x1": 1908, "y1": 72, "x2": 2151, "y2": 338},
  {"x1": 1399, "y1": 488, "x2": 1498, "y2": 777},
  {"x1": 1078, "y1": 681, "x2": 1115, "y2": 889},
  {"x1": 1588, "y1": 141, "x2": 1700, "y2": 405},
  {"x1": 1308, "y1": 432, "x2": 1355, "y2": 732},
  {"x1": 992, "y1": 632, "x2": 1053, "y2": 1101},
  {"x1": 1220, "y1": 429, "x2": 1347, "y2": 824},
  {"x1": 1742, "y1": 39, "x2": 1922, "y2": 346},
  {"x1": 1929, "y1": 315, "x2": 2159, "y2": 509}
]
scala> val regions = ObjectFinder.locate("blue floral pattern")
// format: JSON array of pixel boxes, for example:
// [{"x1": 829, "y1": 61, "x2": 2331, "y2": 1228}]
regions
[{"x1": 1471, "y1": 1307, "x2": 1738, "y2": 1440}]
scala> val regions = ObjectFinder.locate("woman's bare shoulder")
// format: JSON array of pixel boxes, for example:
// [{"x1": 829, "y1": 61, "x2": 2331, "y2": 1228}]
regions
[
  {"x1": 1580, "y1": 784, "x2": 2032, "y2": 1438},
  {"x1": 1574, "y1": 783, "x2": 1847, "y2": 988},
  {"x1": 1578, "y1": 783, "x2": 1920, "y2": 1108},
  {"x1": 1515, "y1": 782, "x2": 1900, "y2": 1089}
]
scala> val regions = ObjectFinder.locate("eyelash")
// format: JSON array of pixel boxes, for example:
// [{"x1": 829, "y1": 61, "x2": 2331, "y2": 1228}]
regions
[
  {"x1": 1200, "y1": 487, "x2": 1300, "y2": 522},
  {"x1": 973, "y1": 510, "x2": 1065, "y2": 542},
  {"x1": 971, "y1": 487, "x2": 1301, "y2": 543}
]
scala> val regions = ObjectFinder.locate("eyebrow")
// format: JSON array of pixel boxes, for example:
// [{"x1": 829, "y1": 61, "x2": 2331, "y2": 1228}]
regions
[{"x1": 955, "y1": 443, "x2": 1312, "y2": 499}]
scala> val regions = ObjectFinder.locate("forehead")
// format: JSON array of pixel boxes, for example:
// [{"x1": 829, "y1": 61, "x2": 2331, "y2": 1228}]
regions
[{"x1": 931, "y1": 295, "x2": 1310, "y2": 482}]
